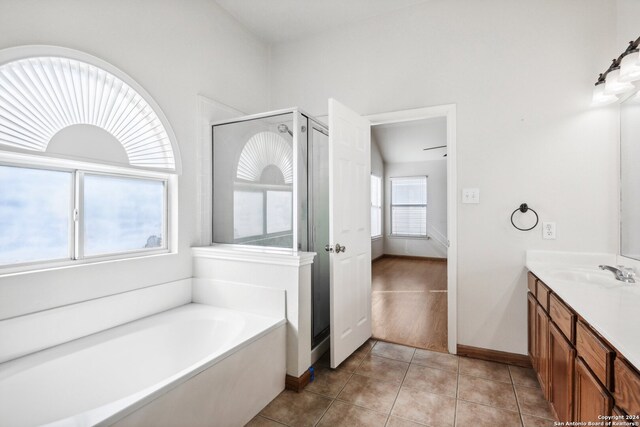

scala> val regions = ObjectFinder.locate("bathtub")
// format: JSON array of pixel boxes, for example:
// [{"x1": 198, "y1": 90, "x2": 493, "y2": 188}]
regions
[{"x1": 0, "y1": 303, "x2": 286, "y2": 427}]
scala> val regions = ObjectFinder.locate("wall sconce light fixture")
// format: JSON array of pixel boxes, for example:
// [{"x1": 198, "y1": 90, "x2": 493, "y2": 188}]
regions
[{"x1": 592, "y1": 36, "x2": 640, "y2": 106}]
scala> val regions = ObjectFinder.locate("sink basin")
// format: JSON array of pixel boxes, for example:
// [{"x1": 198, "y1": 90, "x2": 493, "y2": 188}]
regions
[{"x1": 544, "y1": 268, "x2": 622, "y2": 287}]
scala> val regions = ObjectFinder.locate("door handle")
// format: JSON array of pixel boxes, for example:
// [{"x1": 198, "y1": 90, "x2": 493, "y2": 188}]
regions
[{"x1": 325, "y1": 244, "x2": 346, "y2": 253}]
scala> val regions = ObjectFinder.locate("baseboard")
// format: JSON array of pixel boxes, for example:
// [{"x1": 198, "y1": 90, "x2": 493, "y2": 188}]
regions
[
  {"x1": 382, "y1": 254, "x2": 447, "y2": 262},
  {"x1": 457, "y1": 344, "x2": 532, "y2": 369},
  {"x1": 285, "y1": 370, "x2": 311, "y2": 393},
  {"x1": 371, "y1": 254, "x2": 385, "y2": 262}
]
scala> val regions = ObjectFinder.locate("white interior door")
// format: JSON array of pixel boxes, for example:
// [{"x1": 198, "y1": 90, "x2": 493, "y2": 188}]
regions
[{"x1": 328, "y1": 98, "x2": 372, "y2": 368}]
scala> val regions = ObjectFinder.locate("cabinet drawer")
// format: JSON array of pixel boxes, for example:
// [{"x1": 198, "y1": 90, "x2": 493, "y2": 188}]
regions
[
  {"x1": 576, "y1": 321, "x2": 614, "y2": 389},
  {"x1": 614, "y1": 358, "x2": 640, "y2": 416},
  {"x1": 536, "y1": 281, "x2": 551, "y2": 312},
  {"x1": 528, "y1": 272, "x2": 537, "y2": 296},
  {"x1": 549, "y1": 294, "x2": 576, "y2": 343}
]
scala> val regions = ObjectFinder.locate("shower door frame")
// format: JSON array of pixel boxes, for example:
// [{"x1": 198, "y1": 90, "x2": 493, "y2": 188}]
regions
[{"x1": 307, "y1": 119, "x2": 331, "y2": 348}]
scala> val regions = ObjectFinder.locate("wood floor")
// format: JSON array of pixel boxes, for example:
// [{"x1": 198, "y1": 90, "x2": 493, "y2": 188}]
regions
[{"x1": 371, "y1": 256, "x2": 448, "y2": 352}]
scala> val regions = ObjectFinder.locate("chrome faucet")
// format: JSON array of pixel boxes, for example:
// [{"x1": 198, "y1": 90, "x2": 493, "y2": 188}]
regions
[{"x1": 598, "y1": 265, "x2": 636, "y2": 283}]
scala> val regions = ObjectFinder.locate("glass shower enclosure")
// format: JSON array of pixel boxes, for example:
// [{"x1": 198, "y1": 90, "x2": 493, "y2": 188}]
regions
[{"x1": 212, "y1": 109, "x2": 330, "y2": 347}]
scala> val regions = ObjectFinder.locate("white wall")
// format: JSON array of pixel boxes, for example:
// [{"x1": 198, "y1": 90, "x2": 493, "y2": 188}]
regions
[
  {"x1": 0, "y1": 0, "x2": 270, "y2": 319},
  {"x1": 371, "y1": 135, "x2": 385, "y2": 260},
  {"x1": 384, "y1": 160, "x2": 447, "y2": 259},
  {"x1": 268, "y1": 0, "x2": 618, "y2": 354}
]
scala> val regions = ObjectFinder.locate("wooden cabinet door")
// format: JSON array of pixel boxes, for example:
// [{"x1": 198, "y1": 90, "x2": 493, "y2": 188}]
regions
[
  {"x1": 549, "y1": 322, "x2": 576, "y2": 422},
  {"x1": 528, "y1": 292, "x2": 537, "y2": 369},
  {"x1": 574, "y1": 357, "x2": 613, "y2": 422},
  {"x1": 536, "y1": 303, "x2": 550, "y2": 398}
]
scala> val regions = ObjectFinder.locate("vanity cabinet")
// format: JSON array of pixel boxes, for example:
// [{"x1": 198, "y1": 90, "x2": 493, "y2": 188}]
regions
[
  {"x1": 574, "y1": 357, "x2": 613, "y2": 421},
  {"x1": 614, "y1": 358, "x2": 640, "y2": 416},
  {"x1": 549, "y1": 321, "x2": 575, "y2": 421},
  {"x1": 527, "y1": 292, "x2": 537, "y2": 369},
  {"x1": 527, "y1": 271, "x2": 640, "y2": 422},
  {"x1": 535, "y1": 303, "x2": 550, "y2": 398}
]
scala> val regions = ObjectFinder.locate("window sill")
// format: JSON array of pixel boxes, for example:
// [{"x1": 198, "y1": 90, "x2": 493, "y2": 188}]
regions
[
  {"x1": 371, "y1": 236, "x2": 383, "y2": 241},
  {"x1": 0, "y1": 250, "x2": 174, "y2": 278},
  {"x1": 388, "y1": 235, "x2": 431, "y2": 240}
]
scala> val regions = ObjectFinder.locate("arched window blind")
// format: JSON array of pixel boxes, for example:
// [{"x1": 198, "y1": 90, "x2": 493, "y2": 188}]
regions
[{"x1": 0, "y1": 55, "x2": 177, "y2": 170}]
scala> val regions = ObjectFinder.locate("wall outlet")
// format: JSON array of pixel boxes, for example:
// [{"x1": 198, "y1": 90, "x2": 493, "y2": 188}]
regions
[
  {"x1": 542, "y1": 222, "x2": 556, "y2": 240},
  {"x1": 462, "y1": 188, "x2": 480, "y2": 204}
]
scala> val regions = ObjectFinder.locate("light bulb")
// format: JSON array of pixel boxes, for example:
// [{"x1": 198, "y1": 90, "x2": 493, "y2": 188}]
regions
[
  {"x1": 604, "y1": 68, "x2": 635, "y2": 95},
  {"x1": 620, "y1": 50, "x2": 640, "y2": 82},
  {"x1": 592, "y1": 82, "x2": 618, "y2": 106}
]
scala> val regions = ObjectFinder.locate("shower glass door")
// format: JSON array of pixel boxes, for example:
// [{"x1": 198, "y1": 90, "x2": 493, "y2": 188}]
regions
[
  {"x1": 212, "y1": 113, "x2": 296, "y2": 249},
  {"x1": 310, "y1": 122, "x2": 330, "y2": 346}
]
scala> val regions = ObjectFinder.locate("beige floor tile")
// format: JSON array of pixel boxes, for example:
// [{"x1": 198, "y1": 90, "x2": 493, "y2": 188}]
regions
[
  {"x1": 329, "y1": 350, "x2": 368, "y2": 372},
  {"x1": 411, "y1": 349, "x2": 459, "y2": 372},
  {"x1": 458, "y1": 375, "x2": 518, "y2": 411},
  {"x1": 509, "y1": 366, "x2": 540, "y2": 388},
  {"x1": 259, "y1": 390, "x2": 332, "y2": 427},
  {"x1": 358, "y1": 339, "x2": 378, "y2": 353},
  {"x1": 306, "y1": 365, "x2": 352, "y2": 398},
  {"x1": 515, "y1": 385, "x2": 555, "y2": 419},
  {"x1": 337, "y1": 373, "x2": 400, "y2": 414},
  {"x1": 245, "y1": 416, "x2": 287, "y2": 426},
  {"x1": 522, "y1": 414, "x2": 556, "y2": 427},
  {"x1": 459, "y1": 357, "x2": 512, "y2": 383},
  {"x1": 372, "y1": 341, "x2": 416, "y2": 363},
  {"x1": 356, "y1": 354, "x2": 410, "y2": 384},
  {"x1": 402, "y1": 364, "x2": 457, "y2": 397},
  {"x1": 455, "y1": 400, "x2": 522, "y2": 427},
  {"x1": 317, "y1": 401, "x2": 387, "y2": 427},
  {"x1": 385, "y1": 416, "x2": 428, "y2": 426},
  {"x1": 391, "y1": 386, "x2": 456, "y2": 426}
]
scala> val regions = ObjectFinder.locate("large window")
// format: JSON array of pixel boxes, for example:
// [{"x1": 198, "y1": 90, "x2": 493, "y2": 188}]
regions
[
  {"x1": 0, "y1": 166, "x2": 73, "y2": 265},
  {"x1": 0, "y1": 163, "x2": 167, "y2": 268},
  {"x1": 371, "y1": 175, "x2": 382, "y2": 238},
  {"x1": 390, "y1": 176, "x2": 427, "y2": 237}
]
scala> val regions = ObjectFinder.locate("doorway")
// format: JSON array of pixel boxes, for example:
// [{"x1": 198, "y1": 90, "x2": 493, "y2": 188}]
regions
[{"x1": 367, "y1": 105, "x2": 457, "y2": 354}]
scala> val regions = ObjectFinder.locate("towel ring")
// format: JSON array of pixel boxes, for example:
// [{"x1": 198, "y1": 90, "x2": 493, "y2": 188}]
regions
[{"x1": 510, "y1": 203, "x2": 539, "y2": 231}]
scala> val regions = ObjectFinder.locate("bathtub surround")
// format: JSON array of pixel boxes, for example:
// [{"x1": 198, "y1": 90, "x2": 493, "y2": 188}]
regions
[
  {"x1": 192, "y1": 245, "x2": 316, "y2": 378},
  {"x1": 0, "y1": 280, "x2": 191, "y2": 364}
]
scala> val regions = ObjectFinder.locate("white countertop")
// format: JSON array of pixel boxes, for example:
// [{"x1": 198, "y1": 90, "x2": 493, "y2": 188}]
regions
[{"x1": 526, "y1": 251, "x2": 640, "y2": 370}]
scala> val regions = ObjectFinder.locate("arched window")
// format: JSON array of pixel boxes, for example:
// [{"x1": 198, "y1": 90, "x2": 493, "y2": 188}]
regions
[{"x1": 0, "y1": 46, "x2": 180, "y2": 270}]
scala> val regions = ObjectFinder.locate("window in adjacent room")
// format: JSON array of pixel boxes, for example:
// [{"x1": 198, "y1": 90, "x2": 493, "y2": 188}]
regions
[
  {"x1": 371, "y1": 175, "x2": 382, "y2": 238},
  {"x1": 390, "y1": 176, "x2": 427, "y2": 237}
]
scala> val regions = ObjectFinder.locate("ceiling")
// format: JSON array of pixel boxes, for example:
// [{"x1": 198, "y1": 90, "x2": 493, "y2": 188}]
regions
[
  {"x1": 215, "y1": 0, "x2": 429, "y2": 44},
  {"x1": 372, "y1": 117, "x2": 447, "y2": 163}
]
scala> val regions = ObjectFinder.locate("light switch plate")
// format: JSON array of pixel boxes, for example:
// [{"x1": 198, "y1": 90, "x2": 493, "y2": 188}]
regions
[{"x1": 462, "y1": 188, "x2": 480, "y2": 204}]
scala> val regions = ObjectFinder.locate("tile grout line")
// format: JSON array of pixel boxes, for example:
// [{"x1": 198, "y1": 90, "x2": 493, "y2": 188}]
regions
[
  {"x1": 385, "y1": 347, "x2": 414, "y2": 426},
  {"x1": 453, "y1": 355, "x2": 460, "y2": 427},
  {"x1": 508, "y1": 366, "x2": 526, "y2": 427}
]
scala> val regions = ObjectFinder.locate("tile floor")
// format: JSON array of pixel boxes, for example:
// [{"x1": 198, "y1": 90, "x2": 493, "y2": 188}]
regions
[{"x1": 247, "y1": 340, "x2": 556, "y2": 427}]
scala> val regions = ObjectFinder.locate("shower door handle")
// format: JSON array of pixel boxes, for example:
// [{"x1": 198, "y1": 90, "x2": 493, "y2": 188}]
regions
[{"x1": 327, "y1": 243, "x2": 346, "y2": 253}]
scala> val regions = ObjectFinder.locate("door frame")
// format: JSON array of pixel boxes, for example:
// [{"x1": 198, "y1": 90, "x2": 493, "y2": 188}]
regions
[{"x1": 366, "y1": 104, "x2": 457, "y2": 354}]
